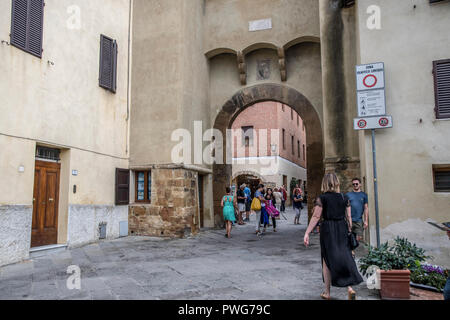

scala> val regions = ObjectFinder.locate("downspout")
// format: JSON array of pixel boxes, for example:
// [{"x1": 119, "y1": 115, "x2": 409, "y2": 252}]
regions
[{"x1": 126, "y1": 0, "x2": 133, "y2": 156}]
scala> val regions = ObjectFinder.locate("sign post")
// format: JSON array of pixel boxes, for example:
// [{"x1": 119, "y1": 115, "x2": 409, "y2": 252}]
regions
[
  {"x1": 371, "y1": 129, "x2": 381, "y2": 248},
  {"x1": 354, "y1": 62, "x2": 391, "y2": 248}
]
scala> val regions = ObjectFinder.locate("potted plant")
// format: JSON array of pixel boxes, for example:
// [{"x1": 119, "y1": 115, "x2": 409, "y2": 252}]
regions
[{"x1": 359, "y1": 237, "x2": 429, "y2": 300}]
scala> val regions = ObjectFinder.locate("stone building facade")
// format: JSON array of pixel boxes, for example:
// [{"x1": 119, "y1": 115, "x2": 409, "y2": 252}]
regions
[{"x1": 1, "y1": 0, "x2": 449, "y2": 267}]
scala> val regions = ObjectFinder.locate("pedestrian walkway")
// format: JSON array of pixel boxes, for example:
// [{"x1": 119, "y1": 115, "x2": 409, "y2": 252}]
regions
[{"x1": 0, "y1": 207, "x2": 378, "y2": 300}]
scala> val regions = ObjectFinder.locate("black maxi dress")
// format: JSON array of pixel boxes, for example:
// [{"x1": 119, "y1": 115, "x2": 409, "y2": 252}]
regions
[{"x1": 317, "y1": 192, "x2": 364, "y2": 287}]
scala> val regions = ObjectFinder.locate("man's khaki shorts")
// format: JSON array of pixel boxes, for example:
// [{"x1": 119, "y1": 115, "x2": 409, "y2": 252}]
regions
[{"x1": 352, "y1": 221, "x2": 364, "y2": 237}]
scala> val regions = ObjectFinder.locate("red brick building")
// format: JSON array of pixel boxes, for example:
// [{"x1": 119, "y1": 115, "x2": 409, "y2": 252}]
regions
[{"x1": 231, "y1": 101, "x2": 307, "y2": 195}]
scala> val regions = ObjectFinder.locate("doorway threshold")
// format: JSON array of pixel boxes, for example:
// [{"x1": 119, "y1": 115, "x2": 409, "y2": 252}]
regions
[{"x1": 30, "y1": 244, "x2": 68, "y2": 258}]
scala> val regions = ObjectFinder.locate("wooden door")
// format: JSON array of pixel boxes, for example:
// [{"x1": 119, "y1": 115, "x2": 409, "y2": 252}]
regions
[{"x1": 31, "y1": 160, "x2": 60, "y2": 248}]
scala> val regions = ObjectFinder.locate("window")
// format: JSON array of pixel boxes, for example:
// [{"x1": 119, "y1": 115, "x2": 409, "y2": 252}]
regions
[
  {"x1": 135, "y1": 171, "x2": 152, "y2": 203},
  {"x1": 433, "y1": 166, "x2": 450, "y2": 192},
  {"x1": 282, "y1": 105, "x2": 285, "y2": 112},
  {"x1": 433, "y1": 59, "x2": 450, "y2": 119},
  {"x1": 242, "y1": 126, "x2": 254, "y2": 146},
  {"x1": 303, "y1": 144, "x2": 306, "y2": 161},
  {"x1": 291, "y1": 136, "x2": 294, "y2": 155},
  {"x1": 282, "y1": 129, "x2": 286, "y2": 149},
  {"x1": 99, "y1": 34, "x2": 118, "y2": 93},
  {"x1": 342, "y1": 0, "x2": 355, "y2": 7},
  {"x1": 297, "y1": 140, "x2": 300, "y2": 158},
  {"x1": 291, "y1": 109, "x2": 294, "y2": 120},
  {"x1": 297, "y1": 115, "x2": 299, "y2": 126},
  {"x1": 115, "y1": 168, "x2": 130, "y2": 205},
  {"x1": 36, "y1": 146, "x2": 60, "y2": 161},
  {"x1": 10, "y1": 0, "x2": 44, "y2": 58}
]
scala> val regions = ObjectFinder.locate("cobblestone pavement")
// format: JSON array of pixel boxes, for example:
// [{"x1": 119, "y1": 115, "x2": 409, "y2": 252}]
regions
[{"x1": 0, "y1": 207, "x2": 379, "y2": 300}]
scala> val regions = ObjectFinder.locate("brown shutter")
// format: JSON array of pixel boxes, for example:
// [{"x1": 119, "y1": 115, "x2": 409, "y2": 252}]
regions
[
  {"x1": 99, "y1": 34, "x2": 118, "y2": 93},
  {"x1": 115, "y1": 168, "x2": 130, "y2": 205},
  {"x1": 11, "y1": 0, "x2": 28, "y2": 50},
  {"x1": 433, "y1": 59, "x2": 450, "y2": 119},
  {"x1": 10, "y1": 0, "x2": 44, "y2": 58},
  {"x1": 27, "y1": 0, "x2": 44, "y2": 57}
]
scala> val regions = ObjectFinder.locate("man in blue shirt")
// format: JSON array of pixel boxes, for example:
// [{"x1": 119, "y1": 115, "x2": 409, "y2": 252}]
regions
[
  {"x1": 244, "y1": 184, "x2": 251, "y2": 222},
  {"x1": 346, "y1": 178, "x2": 369, "y2": 243}
]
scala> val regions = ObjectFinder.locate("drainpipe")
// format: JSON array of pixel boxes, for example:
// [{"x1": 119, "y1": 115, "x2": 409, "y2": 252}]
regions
[{"x1": 126, "y1": 0, "x2": 133, "y2": 156}]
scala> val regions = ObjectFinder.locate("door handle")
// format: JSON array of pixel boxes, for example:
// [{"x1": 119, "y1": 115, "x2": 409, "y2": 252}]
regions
[{"x1": 49, "y1": 198, "x2": 54, "y2": 202}]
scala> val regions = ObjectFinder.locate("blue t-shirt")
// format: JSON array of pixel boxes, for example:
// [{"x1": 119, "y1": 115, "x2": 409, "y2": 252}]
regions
[
  {"x1": 244, "y1": 187, "x2": 251, "y2": 200},
  {"x1": 346, "y1": 191, "x2": 368, "y2": 222},
  {"x1": 255, "y1": 190, "x2": 265, "y2": 207}
]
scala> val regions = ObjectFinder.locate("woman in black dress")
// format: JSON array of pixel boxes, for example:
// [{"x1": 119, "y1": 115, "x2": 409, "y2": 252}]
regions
[{"x1": 304, "y1": 173, "x2": 363, "y2": 300}]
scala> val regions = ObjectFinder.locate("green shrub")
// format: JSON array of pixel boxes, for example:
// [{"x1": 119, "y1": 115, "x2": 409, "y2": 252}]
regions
[{"x1": 359, "y1": 237, "x2": 429, "y2": 276}]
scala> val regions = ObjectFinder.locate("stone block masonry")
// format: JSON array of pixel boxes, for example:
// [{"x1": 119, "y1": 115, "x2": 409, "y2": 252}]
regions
[{"x1": 129, "y1": 168, "x2": 200, "y2": 238}]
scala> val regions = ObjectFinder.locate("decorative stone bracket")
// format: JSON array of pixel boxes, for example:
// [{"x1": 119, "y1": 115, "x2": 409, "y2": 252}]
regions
[
  {"x1": 278, "y1": 47, "x2": 287, "y2": 81},
  {"x1": 237, "y1": 51, "x2": 247, "y2": 85}
]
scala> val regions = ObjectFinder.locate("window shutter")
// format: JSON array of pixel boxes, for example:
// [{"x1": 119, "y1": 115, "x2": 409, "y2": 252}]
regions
[
  {"x1": 28, "y1": 0, "x2": 44, "y2": 57},
  {"x1": 11, "y1": 0, "x2": 28, "y2": 50},
  {"x1": 10, "y1": 0, "x2": 44, "y2": 58},
  {"x1": 433, "y1": 59, "x2": 450, "y2": 119},
  {"x1": 99, "y1": 34, "x2": 118, "y2": 93},
  {"x1": 115, "y1": 168, "x2": 130, "y2": 205},
  {"x1": 433, "y1": 167, "x2": 450, "y2": 192}
]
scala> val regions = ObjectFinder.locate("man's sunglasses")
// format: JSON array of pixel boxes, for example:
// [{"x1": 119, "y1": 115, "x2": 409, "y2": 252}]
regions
[{"x1": 352, "y1": 183, "x2": 359, "y2": 186}]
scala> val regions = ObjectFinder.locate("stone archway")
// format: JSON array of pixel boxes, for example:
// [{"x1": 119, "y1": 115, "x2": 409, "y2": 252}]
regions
[
  {"x1": 212, "y1": 83, "x2": 324, "y2": 227},
  {"x1": 232, "y1": 170, "x2": 266, "y2": 183}
]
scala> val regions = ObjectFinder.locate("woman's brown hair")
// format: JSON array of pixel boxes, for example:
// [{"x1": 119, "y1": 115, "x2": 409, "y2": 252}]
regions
[{"x1": 321, "y1": 172, "x2": 340, "y2": 193}]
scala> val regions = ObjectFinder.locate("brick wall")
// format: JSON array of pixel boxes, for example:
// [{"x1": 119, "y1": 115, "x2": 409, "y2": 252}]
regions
[{"x1": 231, "y1": 101, "x2": 306, "y2": 168}]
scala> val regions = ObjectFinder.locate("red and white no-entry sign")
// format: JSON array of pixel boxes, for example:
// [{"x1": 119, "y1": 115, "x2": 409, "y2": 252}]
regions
[
  {"x1": 363, "y1": 74, "x2": 378, "y2": 88},
  {"x1": 356, "y1": 63, "x2": 385, "y2": 91}
]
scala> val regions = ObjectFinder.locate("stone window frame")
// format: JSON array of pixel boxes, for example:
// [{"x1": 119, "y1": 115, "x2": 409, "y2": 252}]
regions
[{"x1": 135, "y1": 170, "x2": 152, "y2": 203}]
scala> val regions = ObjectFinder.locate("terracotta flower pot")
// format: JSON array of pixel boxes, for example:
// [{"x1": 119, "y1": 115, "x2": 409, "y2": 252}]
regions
[{"x1": 379, "y1": 269, "x2": 411, "y2": 300}]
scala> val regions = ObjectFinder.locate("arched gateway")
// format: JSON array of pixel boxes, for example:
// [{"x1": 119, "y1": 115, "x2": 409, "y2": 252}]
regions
[{"x1": 212, "y1": 84, "x2": 324, "y2": 228}]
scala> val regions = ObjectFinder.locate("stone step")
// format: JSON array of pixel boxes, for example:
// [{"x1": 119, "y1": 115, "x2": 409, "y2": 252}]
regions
[{"x1": 29, "y1": 244, "x2": 68, "y2": 258}]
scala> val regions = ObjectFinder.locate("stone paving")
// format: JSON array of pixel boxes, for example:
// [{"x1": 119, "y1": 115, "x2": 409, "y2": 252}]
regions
[{"x1": 0, "y1": 207, "x2": 379, "y2": 300}]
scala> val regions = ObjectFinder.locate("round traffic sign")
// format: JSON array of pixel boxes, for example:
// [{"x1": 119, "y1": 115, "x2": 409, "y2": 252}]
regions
[
  {"x1": 363, "y1": 74, "x2": 378, "y2": 88},
  {"x1": 357, "y1": 119, "x2": 367, "y2": 129},
  {"x1": 379, "y1": 117, "x2": 389, "y2": 127}
]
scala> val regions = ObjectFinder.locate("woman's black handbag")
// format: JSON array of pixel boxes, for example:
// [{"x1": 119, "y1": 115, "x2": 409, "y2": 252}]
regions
[{"x1": 348, "y1": 232, "x2": 359, "y2": 250}]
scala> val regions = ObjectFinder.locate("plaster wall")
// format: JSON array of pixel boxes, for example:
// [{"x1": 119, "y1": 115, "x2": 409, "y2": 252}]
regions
[
  {"x1": 204, "y1": 0, "x2": 320, "y2": 54},
  {"x1": 0, "y1": 0, "x2": 131, "y2": 265},
  {"x1": 130, "y1": 0, "x2": 210, "y2": 168},
  {"x1": 356, "y1": 0, "x2": 450, "y2": 266}
]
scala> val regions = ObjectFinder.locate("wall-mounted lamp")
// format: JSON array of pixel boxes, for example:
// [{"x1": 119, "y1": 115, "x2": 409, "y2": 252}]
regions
[
  {"x1": 18, "y1": 165, "x2": 25, "y2": 173},
  {"x1": 1, "y1": 40, "x2": 10, "y2": 46},
  {"x1": 47, "y1": 60, "x2": 55, "y2": 66}
]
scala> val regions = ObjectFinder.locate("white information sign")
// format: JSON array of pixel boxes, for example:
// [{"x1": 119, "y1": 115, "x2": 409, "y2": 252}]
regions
[
  {"x1": 249, "y1": 18, "x2": 272, "y2": 32},
  {"x1": 354, "y1": 116, "x2": 393, "y2": 131},
  {"x1": 357, "y1": 89, "x2": 386, "y2": 117},
  {"x1": 356, "y1": 62, "x2": 385, "y2": 91}
]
